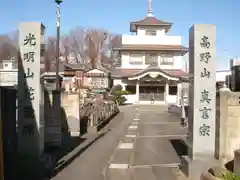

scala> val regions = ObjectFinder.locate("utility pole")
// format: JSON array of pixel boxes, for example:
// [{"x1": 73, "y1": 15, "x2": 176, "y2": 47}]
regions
[{"x1": 55, "y1": 0, "x2": 63, "y2": 90}]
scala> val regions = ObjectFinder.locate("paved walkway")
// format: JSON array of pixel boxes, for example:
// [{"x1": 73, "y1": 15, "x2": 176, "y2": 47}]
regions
[
  {"x1": 104, "y1": 105, "x2": 188, "y2": 180},
  {"x1": 52, "y1": 105, "x2": 188, "y2": 180},
  {"x1": 52, "y1": 106, "x2": 136, "y2": 180}
]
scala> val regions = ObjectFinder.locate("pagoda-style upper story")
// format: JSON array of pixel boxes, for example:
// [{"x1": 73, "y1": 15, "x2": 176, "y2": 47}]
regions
[
  {"x1": 115, "y1": 0, "x2": 188, "y2": 70},
  {"x1": 121, "y1": 0, "x2": 183, "y2": 46}
]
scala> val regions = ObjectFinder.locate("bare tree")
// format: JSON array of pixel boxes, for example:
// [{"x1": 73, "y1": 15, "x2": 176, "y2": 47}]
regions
[
  {"x1": 0, "y1": 27, "x2": 121, "y2": 71},
  {"x1": 0, "y1": 34, "x2": 18, "y2": 61},
  {"x1": 86, "y1": 29, "x2": 121, "y2": 69},
  {"x1": 61, "y1": 35, "x2": 71, "y2": 64},
  {"x1": 45, "y1": 37, "x2": 56, "y2": 71},
  {"x1": 8, "y1": 30, "x2": 19, "y2": 47},
  {"x1": 84, "y1": 29, "x2": 106, "y2": 69},
  {"x1": 62, "y1": 27, "x2": 121, "y2": 69},
  {"x1": 67, "y1": 27, "x2": 87, "y2": 65},
  {"x1": 84, "y1": 28, "x2": 120, "y2": 69},
  {"x1": 102, "y1": 34, "x2": 121, "y2": 68}
]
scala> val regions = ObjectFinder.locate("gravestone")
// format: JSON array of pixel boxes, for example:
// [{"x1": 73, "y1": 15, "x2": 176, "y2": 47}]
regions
[
  {"x1": 181, "y1": 24, "x2": 217, "y2": 179},
  {"x1": 18, "y1": 22, "x2": 45, "y2": 156}
]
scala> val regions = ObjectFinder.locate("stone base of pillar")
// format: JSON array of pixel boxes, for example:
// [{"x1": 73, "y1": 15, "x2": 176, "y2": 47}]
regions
[
  {"x1": 70, "y1": 132, "x2": 80, "y2": 137},
  {"x1": 165, "y1": 97, "x2": 168, "y2": 104},
  {"x1": 181, "y1": 155, "x2": 219, "y2": 180},
  {"x1": 122, "y1": 84, "x2": 126, "y2": 91},
  {"x1": 234, "y1": 149, "x2": 240, "y2": 175},
  {"x1": 135, "y1": 94, "x2": 139, "y2": 103}
]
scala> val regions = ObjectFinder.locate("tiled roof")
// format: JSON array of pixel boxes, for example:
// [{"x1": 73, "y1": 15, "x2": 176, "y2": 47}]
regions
[
  {"x1": 132, "y1": 16, "x2": 171, "y2": 26},
  {"x1": 111, "y1": 68, "x2": 187, "y2": 78},
  {"x1": 130, "y1": 16, "x2": 172, "y2": 32},
  {"x1": 64, "y1": 63, "x2": 84, "y2": 70},
  {"x1": 116, "y1": 44, "x2": 188, "y2": 52}
]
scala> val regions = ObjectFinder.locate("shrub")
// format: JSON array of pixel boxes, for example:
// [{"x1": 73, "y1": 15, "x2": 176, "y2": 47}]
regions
[
  {"x1": 110, "y1": 85, "x2": 131, "y2": 105},
  {"x1": 118, "y1": 96, "x2": 127, "y2": 105},
  {"x1": 110, "y1": 84, "x2": 122, "y2": 93},
  {"x1": 221, "y1": 172, "x2": 240, "y2": 180}
]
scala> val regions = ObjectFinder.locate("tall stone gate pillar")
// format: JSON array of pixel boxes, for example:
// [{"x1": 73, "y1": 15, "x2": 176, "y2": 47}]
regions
[
  {"x1": 182, "y1": 24, "x2": 217, "y2": 180},
  {"x1": 18, "y1": 22, "x2": 45, "y2": 156}
]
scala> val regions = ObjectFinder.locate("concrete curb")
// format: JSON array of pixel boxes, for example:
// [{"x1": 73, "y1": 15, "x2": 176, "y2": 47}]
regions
[
  {"x1": 49, "y1": 112, "x2": 120, "y2": 178},
  {"x1": 52, "y1": 131, "x2": 108, "y2": 173}
]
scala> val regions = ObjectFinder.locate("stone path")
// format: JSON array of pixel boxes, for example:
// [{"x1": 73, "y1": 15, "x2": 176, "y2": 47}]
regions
[
  {"x1": 104, "y1": 105, "x2": 188, "y2": 180},
  {"x1": 52, "y1": 105, "x2": 188, "y2": 180},
  {"x1": 51, "y1": 105, "x2": 136, "y2": 180}
]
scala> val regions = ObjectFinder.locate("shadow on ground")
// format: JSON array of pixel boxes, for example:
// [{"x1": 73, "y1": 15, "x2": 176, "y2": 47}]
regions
[
  {"x1": 225, "y1": 160, "x2": 234, "y2": 172},
  {"x1": 11, "y1": 130, "x2": 108, "y2": 180},
  {"x1": 170, "y1": 139, "x2": 188, "y2": 158},
  {"x1": 49, "y1": 131, "x2": 108, "y2": 179},
  {"x1": 10, "y1": 106, "x2": 88, "y2": 180},
  {"x1": 10, "y1": 107, "x2": 116, "y2": 180},
  {"x1": 120, "y1": 103, "x2": 133, "y2": 106},
  {"x1": 7, "y1": 80, "x2": 118, "y2": 180},
  {"x1": 47, "y1": 107, "x2": 118, "y2": 179}
]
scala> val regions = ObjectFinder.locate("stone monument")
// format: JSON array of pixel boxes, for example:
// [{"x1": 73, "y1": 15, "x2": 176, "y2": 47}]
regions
[
  {"x1": 181, "y1": 24, "x2": 217, "y2": 179},
  {"x1": 18, "y1": 22, "x2": 45, "y2": 156}
]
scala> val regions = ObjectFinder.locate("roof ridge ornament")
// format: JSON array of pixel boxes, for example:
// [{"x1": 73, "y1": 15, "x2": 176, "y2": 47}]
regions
[{"x1": 147, "y1": 0, "x2": 154, "y2": 17}]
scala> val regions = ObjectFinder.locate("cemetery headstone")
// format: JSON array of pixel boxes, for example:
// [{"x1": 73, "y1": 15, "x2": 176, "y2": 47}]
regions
[
  {"x1": 18, "y1": 22, "x2": 45, "y2": 156},
  {"x1": 181, "y1": 24, "x2": 217, "y2": 179}
]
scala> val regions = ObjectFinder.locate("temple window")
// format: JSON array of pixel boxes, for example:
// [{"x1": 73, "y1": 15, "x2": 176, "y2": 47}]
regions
[
  {"x1": 129, "y1": 53, "x2": 143, "y2": 65},
  {"x1": 145, "y1": 29, "x2": 157, "y2": 36},
  {"x1": 145, "y1": 52, "x2": 158, "y2": 66},
  {"x1": 160, "y1": 54, "x2": 174, "y2": 65}
]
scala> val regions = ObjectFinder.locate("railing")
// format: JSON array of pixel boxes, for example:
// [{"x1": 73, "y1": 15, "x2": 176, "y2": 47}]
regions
[
  {"x1": 45, "y1": 99, "x2": 119, "y2": 147},
  {"x1": 88, "y1": 101, "x2": 118, "y2": 124},
  {"x1": 79, "y1": 100, "x2": 119, "y2": 133}
]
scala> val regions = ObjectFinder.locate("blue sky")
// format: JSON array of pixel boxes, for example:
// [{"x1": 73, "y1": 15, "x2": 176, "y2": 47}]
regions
[{"x1": 0, "y1": 0, "x2": 239, "y2": 70}]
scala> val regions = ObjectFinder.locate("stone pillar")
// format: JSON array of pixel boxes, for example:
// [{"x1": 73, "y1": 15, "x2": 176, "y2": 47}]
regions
[
  {"x1": 0, "y1": 88, "x2": 3, "y2": 180},
  {"x1": 181, "y1": 24, "x2": 217, "y2": 180},
  {"x1": 65, "y1": 83, "x2": 70, "y2": 92},
  {"x1": 165, "y1": 81, "x2": 169, "y2": 104},
  {"x1": 51, "y1": 90, "x2": 62, "y2": 146},
  {"x1": 177, "y1": 83, "x2": 182, "y2": 105},
  {"x1": 136, "y1": 80, "x2": 139, "y2": 102},
  {"x1": 122, "y1": 84, "x2": 126, "y2": 91},
  {"x1": 18, "y1": 22, "x2": 45, "y2": 156}
]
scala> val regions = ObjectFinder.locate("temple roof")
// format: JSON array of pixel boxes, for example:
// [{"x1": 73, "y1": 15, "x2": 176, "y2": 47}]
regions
[
  {"x1": 111, "y1": 68, "x2": 187, "y2": 78},
  {"x1": 130, "y1": 0, "x2": 172, "y2": 32},
  {"x1": 115, "y1": 44, "x2": 188, "y2": 55},
  {"x1": 130, "y1": 16, "x2": 172, "y2": 32}
]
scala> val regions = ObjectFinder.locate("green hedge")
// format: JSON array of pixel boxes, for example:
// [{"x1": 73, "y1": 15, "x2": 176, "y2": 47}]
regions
[
  {"x1": 221, "y1": 172, "x2": 240, "y2": 180},
  {"x1": 110, "y1": 84, "x2": 131, "y2": 105}
]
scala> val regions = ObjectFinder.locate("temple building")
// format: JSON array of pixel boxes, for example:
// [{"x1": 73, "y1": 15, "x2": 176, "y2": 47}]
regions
[{"x1": 112, "y1": 0, "x2": 188, "y2": 104}]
